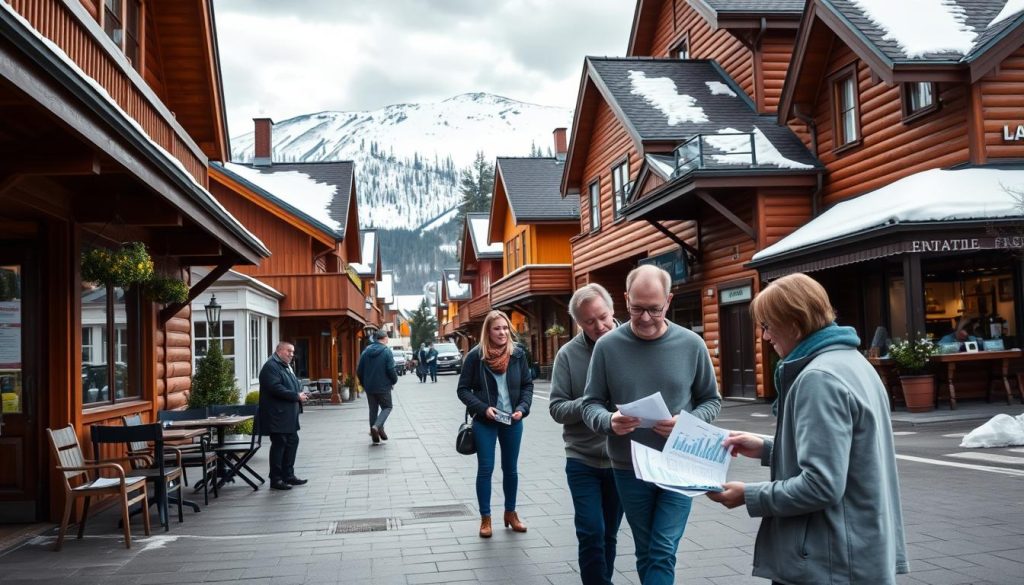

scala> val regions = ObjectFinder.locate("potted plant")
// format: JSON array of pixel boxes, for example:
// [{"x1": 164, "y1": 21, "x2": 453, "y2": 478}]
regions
[
  {"x1": 888, "y1": 336, "x2": 938, "y2": 412},
  {"x1": 81, "y1": 241, "x2": 154, "y2": 288}
]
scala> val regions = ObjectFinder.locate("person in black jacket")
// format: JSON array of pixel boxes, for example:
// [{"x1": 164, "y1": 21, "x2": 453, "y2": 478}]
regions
[
  {"x1": 357, "y1": 329, "x2": 398, "y2": 445},
  {"x1": 258, "y1": 341, "x2": 308, "y2": 491},
  {"x1": 457, "y1": 310, "x2": 533, "y2": 538}
]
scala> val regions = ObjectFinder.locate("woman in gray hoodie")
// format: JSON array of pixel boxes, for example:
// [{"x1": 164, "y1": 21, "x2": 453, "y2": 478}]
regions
[{"x1": 708, "y1": 273, "x2": 909, "y2": 585}]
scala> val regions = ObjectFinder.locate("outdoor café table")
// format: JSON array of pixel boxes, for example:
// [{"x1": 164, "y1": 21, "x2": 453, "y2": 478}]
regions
[
  {"x1": 165, "y1": 415, "x2": 254, "y2": 487},
  {"x1": 870, "y1": 349, "x2": 1022, "y2": 410}
]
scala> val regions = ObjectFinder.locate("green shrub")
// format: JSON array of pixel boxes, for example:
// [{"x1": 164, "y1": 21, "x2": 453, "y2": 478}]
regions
[
  {"x1": 232, "y1": 391, "x2": 260, "y2": 435},
  {"x1": 189, "y1": 341, "x2": 238, "y2": 409}
]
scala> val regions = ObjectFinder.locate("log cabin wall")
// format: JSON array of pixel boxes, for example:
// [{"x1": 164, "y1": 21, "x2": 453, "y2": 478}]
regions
[
  {"x1": 807, "y1": 45, "x2": 971, "y2": 207},
  {"x1": 760, "y1": 31, "x2": 796, "y2": 114},
  {"x1": 979, "y1": 45, "x2": 1024, "y2": 161}
]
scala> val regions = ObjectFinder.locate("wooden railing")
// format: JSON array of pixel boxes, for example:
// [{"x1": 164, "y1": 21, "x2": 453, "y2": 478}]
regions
[
  {"x1": 7, "y1": 0, "x2": 207, "y2": 184},
  {"x1": 467, "y1": 294, "x2": 491, "y2": 321},
  {"x1": 257, "y1": 273, "x2": 365, "y2": 319},
  {"x1": 490, "y1": 265, "x2": 573, "y2": 307}
]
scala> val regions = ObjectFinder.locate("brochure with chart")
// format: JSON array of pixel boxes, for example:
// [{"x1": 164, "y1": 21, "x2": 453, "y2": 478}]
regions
[{"x1": 630, "y1": 409, "x2": 732, "y2": 497}]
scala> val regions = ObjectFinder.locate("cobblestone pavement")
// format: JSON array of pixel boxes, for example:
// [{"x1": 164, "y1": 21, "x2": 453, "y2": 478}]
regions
[{"x1": 1, "y1": 373, "x2": 1023, "y2": 584}]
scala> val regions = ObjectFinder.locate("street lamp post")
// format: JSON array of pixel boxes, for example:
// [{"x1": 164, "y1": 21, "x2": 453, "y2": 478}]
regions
[{"x1": 204, "y1": 293, "x2": 222, "y2": 349}]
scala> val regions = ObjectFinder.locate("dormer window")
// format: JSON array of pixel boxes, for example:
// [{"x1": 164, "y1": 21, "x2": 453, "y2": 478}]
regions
[
  {"x1": 103, "y1": 0, "x2": 141, "y2": 70},
  {"x1": 672, "y1": 36, "x2": 689, "y2": 59},
  {"x1": 830, "y1": 64, "x2": 861, "y2": 152},
  {"x1": 612, "y1": 158, "x2": 630, "y2": 218},
  {"x1": 902, "y1": 82, "x2": 939, "y2": 122}
]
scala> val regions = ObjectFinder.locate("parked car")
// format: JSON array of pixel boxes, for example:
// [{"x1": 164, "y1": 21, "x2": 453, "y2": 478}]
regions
[
  {"x1": 391, "y1": 349, "x2": 407, "y2": 376},
  {"x1": 434, "y1": 342, "x2": 463, "y2": 374}
]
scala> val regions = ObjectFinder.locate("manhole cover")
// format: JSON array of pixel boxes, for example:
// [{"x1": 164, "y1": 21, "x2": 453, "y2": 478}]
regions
[
  {"x1": 410, "y1": 504, "x2": 473, "y2": 519},
  {"x1": 346, "y1": 469, "x2": 385, "y2": 476},
  {"x1": 326, "y1": 517, "x2": 399, "y2": 534}
]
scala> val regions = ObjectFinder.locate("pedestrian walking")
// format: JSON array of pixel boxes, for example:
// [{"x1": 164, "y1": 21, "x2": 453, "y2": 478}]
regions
[
  {"x1": 582, "y1": 265, "x2": 720, "y2": 585},
  {"x1": 549, "y1": 284, "x2": 623, "y2": 585},
  {"x1": 457, "y1": 310, "x2": 534, "y2": 538},
  {"x1": 416, "y1": 343, "x2": 428, "y2": 383},
  {"x1": 357, "y1": 329, "x2": 398, "y2": 445},
  {"x1": 707, "y1": 273, "x2": 909, "y2": 584},
  {"x1": 258, "y1": 341, "x2": 309, "y2": 491},
  {"x1": 427, "y1": 341, "x2": 438, "y2": 382}
]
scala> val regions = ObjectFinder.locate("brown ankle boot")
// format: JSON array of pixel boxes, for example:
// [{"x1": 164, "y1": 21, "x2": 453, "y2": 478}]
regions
[
  {"x1": 503, "y1": 511, "x2": 527, "y2": 533},
  {"x1": 479, "y1": 515, "x2": 492, "y2": 538}
]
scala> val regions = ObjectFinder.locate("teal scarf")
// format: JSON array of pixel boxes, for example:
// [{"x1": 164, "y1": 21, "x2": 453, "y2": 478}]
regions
[{"x1": 772, "y1": 322, "x2": 861, "y2": 415}]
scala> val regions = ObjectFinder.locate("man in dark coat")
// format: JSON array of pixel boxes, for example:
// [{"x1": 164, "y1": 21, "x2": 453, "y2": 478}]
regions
[
  {"x1": 259, "y1": 341, "x2": 308, "y2": 490},
  {"x1": 426, "y1": 342, "x2": 439, "y2": 383},
  {"x1": 357, "y1": 329, "x2": 398, "y2": 445}
]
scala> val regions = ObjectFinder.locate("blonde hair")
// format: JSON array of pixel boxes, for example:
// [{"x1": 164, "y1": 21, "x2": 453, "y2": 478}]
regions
[
  {"x1": 479, "y1": 310, "x2": 514, "y2": 356},
  {"x1": 750, "y1": 273, "x2": 835, "y2": 339}
]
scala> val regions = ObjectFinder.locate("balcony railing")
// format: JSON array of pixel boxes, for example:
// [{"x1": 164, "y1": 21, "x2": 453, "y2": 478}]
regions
[{"x1": 673, "y1": 132, "x2": 757, "y2": 178}]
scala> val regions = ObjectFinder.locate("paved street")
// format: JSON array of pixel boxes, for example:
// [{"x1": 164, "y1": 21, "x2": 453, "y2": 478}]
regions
[{"x1": 2, "y1": 372, "x2": 1024, "y2": 584}]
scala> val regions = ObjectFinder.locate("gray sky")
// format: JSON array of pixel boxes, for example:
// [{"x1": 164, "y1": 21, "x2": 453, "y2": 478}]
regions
[{"x1": 214, "y1": 0, "x2": 635, "y2": 137}]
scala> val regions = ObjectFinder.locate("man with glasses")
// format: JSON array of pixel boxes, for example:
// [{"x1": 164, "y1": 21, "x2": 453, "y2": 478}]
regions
[{"x1": 582, "y1": 265, "x2": 720, "y2": 585}]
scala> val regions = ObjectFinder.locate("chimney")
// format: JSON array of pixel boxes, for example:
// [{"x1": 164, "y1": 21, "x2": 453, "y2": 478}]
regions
[
  {"x1": 253, "y1": 117, "x2": 274, "y2": 166},
  {"x1": 553, "y1": 127, "x2": 568, "y2": 162}
]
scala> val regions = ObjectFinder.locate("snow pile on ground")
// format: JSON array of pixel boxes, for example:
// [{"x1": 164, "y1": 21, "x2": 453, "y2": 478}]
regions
[{"x1": 959, "y1": 413, "x2": 1024, "y2": 448}]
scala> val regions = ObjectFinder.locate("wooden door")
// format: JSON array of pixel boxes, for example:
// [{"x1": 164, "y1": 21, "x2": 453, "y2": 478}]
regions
[
  {"x1": 721, "y1": 303, "x2": 756, "y2": 398},
  {"x1": 0, "y1": 247, "x2": 42, "y2": 521}
]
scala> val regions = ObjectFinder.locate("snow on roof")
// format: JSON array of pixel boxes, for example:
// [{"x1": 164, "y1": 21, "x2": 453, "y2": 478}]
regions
[
  {"x1": 190, "y1": 267, "x2": 284, "y2": 299},
  {"x1": 469, "y1": 216, "x2": 502, "y2": 253},
  {"x1": 990, "y1": 0, "x2": 1024, "y2": 28},
  {"x1": 628, "y1": 70, "x2": 708, "y2": 125},
  {"x1": 446, "y1": 273, "x2": 471, "y2": 299},
  {"x1": 223, "y1": 162, "x2": 341, "y2": 232},
  {"x1": 377, "y1": 273, "x2": 394, "y2": 304},
  {"x1": 848, "y1": 0, "x2": 977, "y2": 58},
  {"x1": 753, "y1": 168, "x2": 1024, "y2": 262},
  {"x1": 350, "y1": 230, "x2": 376, "y2": 274},
  {"x1": 705, "y1": 81, "x2": 737, "y2": 97},
  {"x1": 0, "y1": 3, "x2": 268, "y2": 255},
  {"x1": 706, "y1": 128, "x2": 815, "y2": 170}
]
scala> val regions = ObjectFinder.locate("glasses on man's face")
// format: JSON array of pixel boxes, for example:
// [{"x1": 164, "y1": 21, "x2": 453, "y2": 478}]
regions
[{"x1": 627, "y1": 304, "x2": 665, "y2": 318}]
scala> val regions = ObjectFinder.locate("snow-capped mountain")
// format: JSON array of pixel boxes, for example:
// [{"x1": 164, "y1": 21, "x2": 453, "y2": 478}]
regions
[{"x1": 230, "y1": 93, "x2": 573, "y2": 231}]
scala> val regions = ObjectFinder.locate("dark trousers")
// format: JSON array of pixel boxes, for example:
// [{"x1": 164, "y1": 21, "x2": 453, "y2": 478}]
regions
[
  {"x1": 429, "y1": 362, "x2": 438, "y2": 381},
  {"x1": 473, "y1": 419, "x2": 523, "y2": 516},
  {"x1": 566, "y1": 458, "x2": 623, "y2": 585},
  {"x1": 268, "y1": 432, "x2": 299, "y2": 482},
  {"x1": 367, "y1": 391, "x2": 393, "y2": 429}
]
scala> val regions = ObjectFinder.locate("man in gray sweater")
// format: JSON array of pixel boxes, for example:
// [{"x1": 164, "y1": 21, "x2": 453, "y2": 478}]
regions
[
  {"x1": 550, "y1": 283, "x2": 623, "y2": 585},
  {"x1": 582, "y1": 265, "x2": 720, "y2": 585}
]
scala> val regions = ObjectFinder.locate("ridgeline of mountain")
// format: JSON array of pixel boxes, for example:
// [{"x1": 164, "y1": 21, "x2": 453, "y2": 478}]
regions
[{"x1": 230, "y1": 93, "x2": 572, "y2": 293}]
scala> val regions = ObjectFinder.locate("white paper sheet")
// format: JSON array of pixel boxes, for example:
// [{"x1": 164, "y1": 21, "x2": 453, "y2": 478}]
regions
[
  {"x1": 616, "y1": 392, "x2": 673, "y2": 428},
  {"x1": 630, "y1": 409, "x2": 732, "y2": 496}
]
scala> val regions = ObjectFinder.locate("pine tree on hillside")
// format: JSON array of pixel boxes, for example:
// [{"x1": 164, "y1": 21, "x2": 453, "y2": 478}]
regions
[
  {"x1": 458, "y1": 151, "x2": 494, "y2": 221},
  {"x1": 409, "y1": 299, "x2": 438, "y2": 350}
]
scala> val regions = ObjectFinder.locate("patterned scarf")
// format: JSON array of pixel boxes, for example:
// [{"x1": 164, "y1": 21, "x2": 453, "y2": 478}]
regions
[{"x1": 484, "y1": 345, "x2": 511, "y2": 374}]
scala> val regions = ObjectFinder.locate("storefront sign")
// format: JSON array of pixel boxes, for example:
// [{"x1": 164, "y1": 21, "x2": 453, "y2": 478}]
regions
[
  {"x1": 910, "y1": 237, "x2": 1024, "y2": 253},
  {"x1": 1003, "y1": 124, "x2": 1024, "y2": 141},
  {"x1": 640, "y1": 249, "x2": 688, "y2": 284},
  {"x1": 719, "y1": 285, "x2": 752, "y2": 305}
]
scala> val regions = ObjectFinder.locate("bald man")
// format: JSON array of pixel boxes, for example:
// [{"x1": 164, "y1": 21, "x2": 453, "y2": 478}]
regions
[{"x1": 581, "y1": 265, "x2": 720, "y2": 585}]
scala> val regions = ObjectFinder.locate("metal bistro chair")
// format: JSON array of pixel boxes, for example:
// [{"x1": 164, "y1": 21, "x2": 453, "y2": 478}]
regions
[
  {"x1": 208, "y1": 404, "x2": 264, "y2": 490},
  {"x1": 45, "y1": 426, "x2": 150, "y2": 551},
  {"x1": 91, "y1": 423, "x2": 184, "y2": 531},
  {"x1": 125, "y1": 414, "x2": 218, "y2": 505}
]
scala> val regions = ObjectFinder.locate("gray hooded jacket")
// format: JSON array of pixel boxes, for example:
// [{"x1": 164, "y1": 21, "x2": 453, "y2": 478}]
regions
[{"x1": 745, "y1": 345, "x2": 909, "y2": 584}]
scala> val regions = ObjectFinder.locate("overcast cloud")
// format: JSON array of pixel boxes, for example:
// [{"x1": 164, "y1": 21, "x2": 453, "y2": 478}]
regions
[{"x1": 215, "y1": 0, "x2": 635, "y2": 137}]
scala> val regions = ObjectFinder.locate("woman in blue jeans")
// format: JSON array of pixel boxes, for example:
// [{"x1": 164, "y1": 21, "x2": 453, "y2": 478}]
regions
[{"x1": 456, "y1": 310, "x2": 534, "y2": 538}]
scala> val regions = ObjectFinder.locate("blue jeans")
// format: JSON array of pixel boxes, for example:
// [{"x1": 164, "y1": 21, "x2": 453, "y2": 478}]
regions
[
  {"x1": 473, "y1": 419, "x2": 523, "y2": 516},
  {"x1": 566, "y1": 458, "x2": 623, "y2": 585},
  {"x1": 613, "y1": 469, "x2": 692, "y2": 585}
]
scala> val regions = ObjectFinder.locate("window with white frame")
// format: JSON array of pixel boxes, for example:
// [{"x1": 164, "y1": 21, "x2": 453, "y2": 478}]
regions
[
  {"x1": 249, "y1": 316, "x2": 262, "y2": 381},
  {"x1": 833, "y1": 68, "x2": 860, "y2": 148},
  {"x1": 589, "y1": 180, "x2": 601, "y2": 231},
  {"x1": 194, "y1": 319, "x2": 235, "y2": 368}
]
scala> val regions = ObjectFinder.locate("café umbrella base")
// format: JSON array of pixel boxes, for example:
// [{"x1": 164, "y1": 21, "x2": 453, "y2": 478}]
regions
[{"x1": 900, "y1": 374, "x2": 936, "y2": 412}]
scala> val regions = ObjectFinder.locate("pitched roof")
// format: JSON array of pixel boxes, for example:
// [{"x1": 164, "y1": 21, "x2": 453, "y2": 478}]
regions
[
  {"x1": 495, "y1": 157, "x2": 579, "y2": 222},
  {"x1": 222, "y1": 161, "x2": 356, "y2": 239},
  {"x1": 378, "y1": 271, "x2": 395, "y2": 304},
  {"x1": 700, "y1": 0, "x2": 804, "y2": 10},
  {"x1": 351, "y1": 230, "x2": 379, "y2": 277},
  {"x1": 442, "y1": 268, "x2": 472, "y2": 301},
  {"x1": 466, "y1": 212, "x2": 503, "y2": 258}
]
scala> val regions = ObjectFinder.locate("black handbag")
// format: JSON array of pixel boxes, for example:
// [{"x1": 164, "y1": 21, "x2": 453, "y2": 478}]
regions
[{"x1": 455, "y1": 410, "x2": 476, "y2": 455}]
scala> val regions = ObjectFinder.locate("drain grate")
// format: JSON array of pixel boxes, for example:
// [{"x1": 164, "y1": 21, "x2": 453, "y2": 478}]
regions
[
  {"x1": 410, "y1": 504, "x2": 473, "y2": 519},
  {"x1": 346, "y1": 468, "x2": 385, "y2": 476},
  {"x1": 326, "y1": 517, "x2": 399, "y2": 534}
]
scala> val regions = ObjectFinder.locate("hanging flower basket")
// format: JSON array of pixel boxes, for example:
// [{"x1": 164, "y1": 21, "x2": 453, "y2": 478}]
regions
[
  {"x1": 545, "y1": 323, "x2": 566, "y2": 338},
  {"x1": 81, "y1": 242, "x2": 154, "y2": 288},
  {"x1": 143, "y1": 274, "x2": 190, "y2": 304}
]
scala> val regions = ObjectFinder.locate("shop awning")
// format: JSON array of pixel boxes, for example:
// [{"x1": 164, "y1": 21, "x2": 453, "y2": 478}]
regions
[{"x1": 749, "y1": 167, "x2": 1024, "y2": 279}]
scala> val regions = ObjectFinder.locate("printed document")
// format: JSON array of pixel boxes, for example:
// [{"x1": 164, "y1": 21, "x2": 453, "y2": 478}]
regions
[
  {"x1": 616, "y1": 392, "x2": 672, "y2": 428},
  {"x1": 631, "y1": 409, "x2": 732, "y2": 496}
]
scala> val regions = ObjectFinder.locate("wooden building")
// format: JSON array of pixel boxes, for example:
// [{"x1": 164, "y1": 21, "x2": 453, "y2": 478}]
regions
[
  {"x1": 746, "y1": 1, "x2": 1024, "y2": 403},
  {"x1": 440, "y1": 268, "x2": 472, "y2": 343},
  {"x1": 489, "y1": 150, "x2": 579, "y2": 371},
  {"x1": 455, "y1": 212, "x2": 504, "y2": 350},
  {"x1": 563, "y1": 0, "x2": 816, "y2": 399},
  {"x1": 209, "y1": 121, "x2": 366, "y2": 402},
  {"x1": 0, "y1": 0, "x2": 270, "y2": 522},
  {"x1": 352, "y1": 229, "x2": 386, "y2": 334}
]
